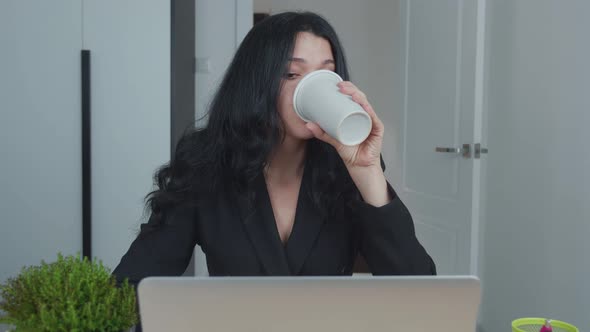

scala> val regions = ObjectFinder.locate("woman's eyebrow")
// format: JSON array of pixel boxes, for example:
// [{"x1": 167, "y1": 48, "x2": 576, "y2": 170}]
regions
[{"x1": 289, "y1": 57, "x2": 335, "y2": 65}]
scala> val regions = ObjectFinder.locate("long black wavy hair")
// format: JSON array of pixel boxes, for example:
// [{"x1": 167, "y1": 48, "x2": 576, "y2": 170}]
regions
[{"x1": 147, "y1": 11, "x2": 359, "y2": 224}]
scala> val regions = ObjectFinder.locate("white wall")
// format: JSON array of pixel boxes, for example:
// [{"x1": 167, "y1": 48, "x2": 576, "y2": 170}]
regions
[
  {"x1": 254, "y1": 0, "x2": 272, "y2": 13},
  {"x1": 480, "y1": 1, "x2": 590, "y2": 330},
  {"x1": 365, "y1": 1, "x2": 401, "y2": 185}
]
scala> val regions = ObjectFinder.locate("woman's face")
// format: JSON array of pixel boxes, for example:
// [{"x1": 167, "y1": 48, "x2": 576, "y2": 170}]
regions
[{"x1": 277, "y1": 32, "x2": 336, "y2": 141}]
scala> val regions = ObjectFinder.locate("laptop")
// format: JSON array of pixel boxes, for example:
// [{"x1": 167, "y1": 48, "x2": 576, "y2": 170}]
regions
[{"x1": 137, "y1": 276, "x2": 481, "y2": 332}]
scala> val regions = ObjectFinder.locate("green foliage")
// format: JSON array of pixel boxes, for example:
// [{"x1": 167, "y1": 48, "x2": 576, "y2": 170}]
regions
[{"x1": 0, "y1": 254, "x2": 137, "y2": 332}]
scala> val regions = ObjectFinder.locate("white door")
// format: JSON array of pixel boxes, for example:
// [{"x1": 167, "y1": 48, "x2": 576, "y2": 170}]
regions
[
  {"x1": 0, "y1": 0, "x2": 171, "y2": 281},
  {"x1": 392, "y1": 0, "x2": 487, "y2": 275},
  {"x1": 0, "y1": 0, "x2": 83, "y2": 282},
  {"x1": 83, "y1": 0, "x2": 171, "y2": 269}
]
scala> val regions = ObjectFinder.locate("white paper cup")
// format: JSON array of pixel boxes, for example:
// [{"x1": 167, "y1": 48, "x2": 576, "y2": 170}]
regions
[{"x1": 293, "y1": 70, "x2": 372, "y2": 146}]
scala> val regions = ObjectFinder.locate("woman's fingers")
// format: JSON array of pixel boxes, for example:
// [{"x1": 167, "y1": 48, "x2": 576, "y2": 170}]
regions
[
  {"x1": 305, "y1": 122, "x2": 341, "y2": 148},
  {"x1": 338, "y1": 81, "x2": 384, "y2": 136}
]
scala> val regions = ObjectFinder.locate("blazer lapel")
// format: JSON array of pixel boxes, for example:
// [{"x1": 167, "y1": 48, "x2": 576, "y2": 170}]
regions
[
  {"x1": 237, "y1": 173, "x2": 291, "y2": 276},
  {"x1": 284, "y1": 167, "x2": 326, "y2": 275}
]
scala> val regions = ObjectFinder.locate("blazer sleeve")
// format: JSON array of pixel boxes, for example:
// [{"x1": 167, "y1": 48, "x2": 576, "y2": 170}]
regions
[
  {"x1": 348, "y1": 183, "x2": 437, "y2": 275},
  {"x1": 112, "y1": 203, "x2": 200, "y2": 287}
]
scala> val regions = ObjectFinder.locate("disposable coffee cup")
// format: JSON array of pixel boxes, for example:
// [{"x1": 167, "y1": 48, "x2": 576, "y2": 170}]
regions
[{"x1": 293, "y1": 70, "x2": 372, "y2": 146}]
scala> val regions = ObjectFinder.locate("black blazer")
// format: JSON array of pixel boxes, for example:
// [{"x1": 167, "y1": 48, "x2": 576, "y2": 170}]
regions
[{"x1": 113, "y1": 168, "x2": 436, "y2": 286}]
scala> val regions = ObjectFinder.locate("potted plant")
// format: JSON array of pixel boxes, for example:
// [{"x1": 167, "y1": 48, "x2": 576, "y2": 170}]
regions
[{"x1": 0, "y1": 254, "x2": 137, "y2": 331}]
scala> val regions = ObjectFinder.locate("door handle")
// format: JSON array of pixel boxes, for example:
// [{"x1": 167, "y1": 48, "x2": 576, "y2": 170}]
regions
[
  {"x1": 81, "y1": 49, "x2": 92, "y2": 260},
  {"x1": 435, "y1": 144, "x2": 471, "y2": 158},
  {"x1": 435, "y1": 147, "x2": 461, "y2": 153}
]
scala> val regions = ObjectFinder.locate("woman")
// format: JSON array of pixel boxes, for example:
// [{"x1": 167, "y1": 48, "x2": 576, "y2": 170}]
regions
[{"x1": 113, "y1": 11, "x2": 435, "y2": 286}]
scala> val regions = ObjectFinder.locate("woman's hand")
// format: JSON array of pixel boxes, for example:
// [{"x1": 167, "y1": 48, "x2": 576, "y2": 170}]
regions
[
  {"x1": 305, "y1": 81, "x2": 391, "y2": 207},
  {"x1": 305, "y1": 81, "x2": 384, "y2": 169}
]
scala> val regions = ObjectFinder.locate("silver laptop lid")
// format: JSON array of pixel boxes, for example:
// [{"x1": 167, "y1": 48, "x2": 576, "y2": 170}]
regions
[{"x1": 138, "y1": 276, "x2": 481, "y2": 332}]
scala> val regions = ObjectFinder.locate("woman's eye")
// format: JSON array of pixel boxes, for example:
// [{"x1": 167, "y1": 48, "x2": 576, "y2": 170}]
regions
[{"x1": 284, "y1": 73, "x2": 299, "y2": 80}]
